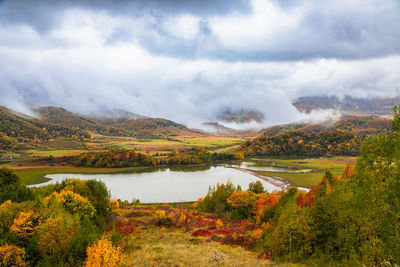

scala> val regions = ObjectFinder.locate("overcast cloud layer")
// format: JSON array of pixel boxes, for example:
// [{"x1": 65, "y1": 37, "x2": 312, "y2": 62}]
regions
[{"x1": 0, "y1": 0, "x2": 400, "y2": 128}]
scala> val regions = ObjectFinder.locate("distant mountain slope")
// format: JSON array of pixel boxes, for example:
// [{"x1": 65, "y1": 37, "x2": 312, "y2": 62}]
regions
[
  {"x1": 36, "y1": 106, "x2": 206, "y2": 138},
  {"x1": 240, "y1": 115, "x2": 392, "y2": 156},
  {"x1": 91, "y1": 109, "x2": 147, "y2": 125},
  {"x1": 0, "y1": 106, "x2": 89, "y2": 141},
  {"x1": 114, "y1": 118, "x2": 205, "y2": 138},
  {"x1": 35, "y1": 106, "x2": 129, "y2": 136},
  {"x1": 294, "y1": 95, "x2": 400, "y2": 115},
  {"x1": 202, "y1": 122, "x2": 258, "y2": 136},
  {"x1": 217, "y1": 109, "x2": 264, "y2": 124}
]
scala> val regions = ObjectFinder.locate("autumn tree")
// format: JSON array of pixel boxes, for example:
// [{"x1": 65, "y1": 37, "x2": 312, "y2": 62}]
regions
[
  {"x1": 227, "y1": 190, "x2": 258, "y2": 219},
  {"x1": 10, "y1": 211, "x2": 40, "y2": 241},
  {"x1": 248, "y1": 180, "x2": 265, "y2": 194},
  {"x1": 36, "y1": 214, "x2": 79, "y2": 257}
]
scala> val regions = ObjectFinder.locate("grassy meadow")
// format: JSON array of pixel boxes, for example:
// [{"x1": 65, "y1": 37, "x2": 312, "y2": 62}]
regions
[
  {"x1": 117, "y1": 205, "x2": 302, "y2": 267},
  {"x1": 251, "y1": 156, "x2": 356, "y2": 188}
]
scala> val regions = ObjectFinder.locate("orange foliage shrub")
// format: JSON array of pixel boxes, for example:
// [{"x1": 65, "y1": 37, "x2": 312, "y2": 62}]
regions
[
  {"x1": 253, "y1": 194, "x2": 280, "y2": 221},
  {"x1": 251, "y1": 228, "x2": 263, "y2": 239},
  {"x1": 296, "y1": 188, "x2": 317, "y2": 208},
  {"x1": 0, "y1": 244, "x2": 27, "y2": 267},
  {"x1": 340, "y1": 163, "x2": 356, "y2": 180},
  {"x1": 10, "y1": 211, "x2": 40, "y2": 240},
  {"x1": 192, "y1": 198, "x2": 204, "y2": 208},
  {"x1": 215, "y1": 219, "x2": 223, "y2": 230},
  {"x1": 85, "y1": 236, "x2": 125, "y2": 267}
]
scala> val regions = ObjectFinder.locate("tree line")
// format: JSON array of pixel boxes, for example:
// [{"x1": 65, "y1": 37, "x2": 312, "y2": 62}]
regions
[{"x1": 72, "y1": 148, "x2": 244, "y2": 168}]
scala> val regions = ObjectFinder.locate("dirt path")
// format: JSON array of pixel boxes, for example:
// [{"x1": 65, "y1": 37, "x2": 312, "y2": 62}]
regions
[{"x1": 232, "y1": 167, "x2": 289, "y2": 189}]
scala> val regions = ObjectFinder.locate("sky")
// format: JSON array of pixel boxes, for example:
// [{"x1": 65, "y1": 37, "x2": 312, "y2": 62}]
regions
[{"x1": 0, "y1": 0, "x2": 399, "y2": 128}]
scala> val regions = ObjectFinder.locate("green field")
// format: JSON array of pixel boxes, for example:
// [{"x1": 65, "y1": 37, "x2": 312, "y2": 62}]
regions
[
  {"x1": 175, "y1": 137, "x2": 244, "y2": 147},
  {"x1": 12, "y1": 166, "x2": 156, "y2": 185},
  {"x1": 84, "y1": 136, "x2": 244, "y2": 152},
  {"x1": 26, "y1": 149, "x2": 89, "y2": 157},
  {"x1": 254, "y1": 156, "x2": 356, "y2": 188}
]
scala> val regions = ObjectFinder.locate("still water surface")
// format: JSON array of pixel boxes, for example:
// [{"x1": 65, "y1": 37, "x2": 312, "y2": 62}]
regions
[{"x1": 33, "y1": 160, "x2": 310, "y2": 203}]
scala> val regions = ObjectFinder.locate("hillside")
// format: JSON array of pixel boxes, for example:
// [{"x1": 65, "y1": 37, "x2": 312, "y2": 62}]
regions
[
  {"x1": 35, "y1": 106, "x2": 128, "y2": 137},
  {"x1": 0, "y1": 106, "x2": 215, "y2": 153},
  {"x1": 217, "y1": 109, "x2": 265, "y2": 124},
  {"x1": 36, "y1": 106, "x2": 206, "y2": 139},
  {"x1": 202, "y1": 122, "x2": 258, "y2": 136},
  {"x1": 114, "y1": 118, "x2": 205, "y2": 139},
  {"x1": 240, "y1": 115, "x2": 392, "y2": 156},
  {"x1": 91, "y1": 109, "x2": 147, "y2": 125},
  {"x1": 294, "y1": 95, "x2": 400, "y2": 115},
  {"x1": 0, "y1": 106, "x2": 89, "y2": 142}
]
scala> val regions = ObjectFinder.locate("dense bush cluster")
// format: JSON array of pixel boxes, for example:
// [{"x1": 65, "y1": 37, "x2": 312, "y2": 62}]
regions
[
  {"x1": 0, "y1": 169, "x2": 117, "y2": 266},
  {"x1": 72, "y1": 147, "x2": 243, "y2": 168},
  {"x1": 194, "y1": 180, "x2": 281, "y2": 221}
]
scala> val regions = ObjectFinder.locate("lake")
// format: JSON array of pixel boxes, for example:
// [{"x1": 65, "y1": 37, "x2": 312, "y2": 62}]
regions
[{"x1": 31, "y1": 160, "x2": 310, "y2": 203}]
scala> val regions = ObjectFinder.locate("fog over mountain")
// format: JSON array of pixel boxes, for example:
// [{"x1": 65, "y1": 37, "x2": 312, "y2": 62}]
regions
[{"x1": 0, "y1": 0, "x2": 399, "y2": 128}]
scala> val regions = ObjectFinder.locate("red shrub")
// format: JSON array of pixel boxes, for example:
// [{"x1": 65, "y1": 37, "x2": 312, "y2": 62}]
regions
[
  {"x1": 258, "y1": 248, "x2": 272, "y2": 260},
  {"x1": 212, "y1": 229, "x2": 231, "y2": 236},
  {"x1": 296, "y1": 188, "x2": 316, "y2": 208},
  {"x1": 191, "y1": 229, "x2": 213, "y2": 237},
  {"x1": 220, "y1": 234, "x2": 256, "y2": 250},
  {"x1": 117, "y1": 223, "x2": 135, "y2": 235}
]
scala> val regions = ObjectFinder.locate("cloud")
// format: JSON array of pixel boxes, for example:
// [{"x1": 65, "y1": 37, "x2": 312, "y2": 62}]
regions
[
  {"x1": 1, "y1": 0, "x2": 400, "y2": 60},
  {"x1": 0, "y1": 0, "x2": 399, "y2": 129}
]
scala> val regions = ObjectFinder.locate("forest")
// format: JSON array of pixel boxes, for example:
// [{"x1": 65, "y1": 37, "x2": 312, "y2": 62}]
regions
[
  {"x1": 240, "y1": 115, "x2": 392, "y2": 156},
  {"x1": 72, "y1": 148, "x2": 244, "y2": 168},
  {"x1": 0, "y1": 107, "x2": 90, "y2": 145}
]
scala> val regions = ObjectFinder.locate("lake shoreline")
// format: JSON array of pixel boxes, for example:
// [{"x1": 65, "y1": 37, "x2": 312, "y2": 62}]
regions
[{"x1": 232, "y1": 167, "x2": 288, "y2": 188}]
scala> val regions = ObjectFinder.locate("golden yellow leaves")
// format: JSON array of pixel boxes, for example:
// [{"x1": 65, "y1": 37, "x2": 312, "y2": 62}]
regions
[
  {"x1": 0, "y1": 244, "x2": 27, "y2": 267},
  {"x1": 10, "y1": 211, "x2": 40, "y2": 240},
  {"x1": 85, "y1": 236, "x2": 125, "y2": 267}
]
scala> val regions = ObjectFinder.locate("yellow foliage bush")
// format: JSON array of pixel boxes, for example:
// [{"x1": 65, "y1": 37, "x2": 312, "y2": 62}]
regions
[
  {"x1": 36, "y1": 215, "x2": 79, "y2": 257},
  {"x1": 10, "y1": 211, "x2": 40, "y2": 239},
  {"x1": 0, "y1": 200, "x2": 12, "y2": 210},
  {"x1": 109, "y1": 199, "x2": 120, "y2": 216},
  {"x1": 0, "y1": 244, "x2": 27, "y2": 267},
  {"x1": 0, "y1": 200, "x2": 19, "y2": 234},
  {"x1": 85, "y1": 236, "x2": 125, "y2": 267},
  {"x1": 46, "y1": 190, "x2": 95, "y2": 217},
  {"x1": 154, "y1": 210, "x2": 166, "y2": 219},
  {"x1": 227, "y1": 190, "x2": 257, "y2": 209}
]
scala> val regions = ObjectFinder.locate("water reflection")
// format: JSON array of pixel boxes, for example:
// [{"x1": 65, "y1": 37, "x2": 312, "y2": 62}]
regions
[{"x1": 32, "y1": 160, "x2": 311, "y2": 203}]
